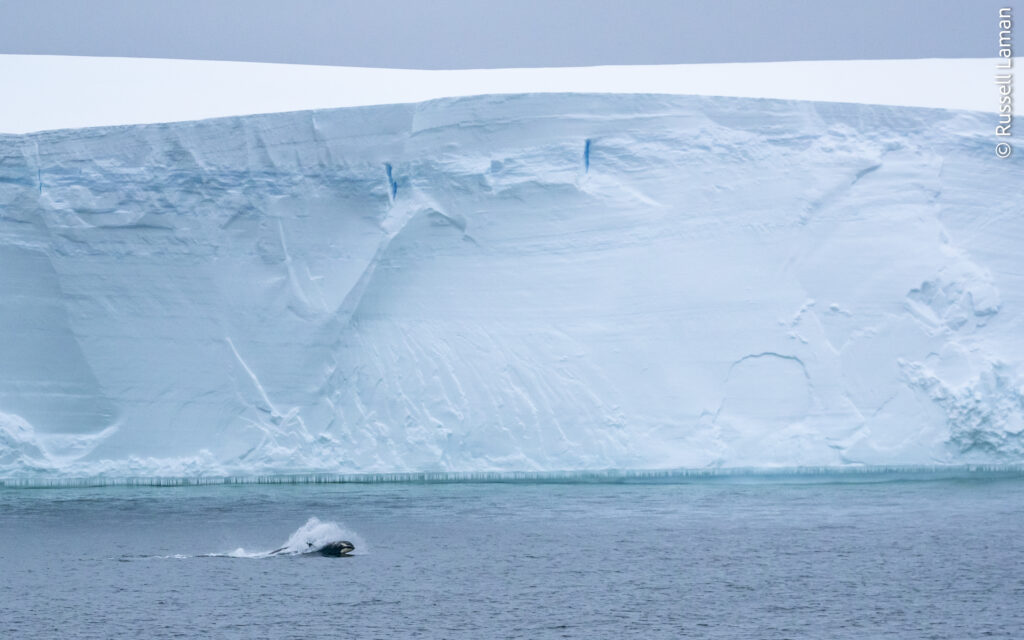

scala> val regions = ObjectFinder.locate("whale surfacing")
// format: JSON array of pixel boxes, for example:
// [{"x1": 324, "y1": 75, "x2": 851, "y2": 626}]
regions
[
  {"x1": 268, "y1": 540, "x2": 355, "y2": 557},
  {"x1": 316, "y1": 541, "x2": 355, "y2": 557}
]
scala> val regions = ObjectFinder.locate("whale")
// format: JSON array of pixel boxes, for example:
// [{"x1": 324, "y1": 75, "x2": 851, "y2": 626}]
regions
[
  {"x1": 269, "y1": 540, "x2": 355, "y2": 557},
  {"x1": 315, "y1": 541, "x2": 355, "y2": 557}
]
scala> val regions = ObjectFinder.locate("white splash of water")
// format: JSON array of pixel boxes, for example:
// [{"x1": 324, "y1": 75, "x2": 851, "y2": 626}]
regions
[{"x1": 223, "y1": 517, "x2": 366, "y2": 558}]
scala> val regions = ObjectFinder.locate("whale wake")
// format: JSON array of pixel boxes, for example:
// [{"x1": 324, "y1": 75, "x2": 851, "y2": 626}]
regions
[{"x1": 121, "y1": 517, "x2": 365, "y2": 560}]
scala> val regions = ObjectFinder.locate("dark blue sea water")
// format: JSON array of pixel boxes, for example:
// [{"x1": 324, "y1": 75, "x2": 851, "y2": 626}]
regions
[{"x1": 2, "y1": 477, "x2": 1023, "y2": 639}]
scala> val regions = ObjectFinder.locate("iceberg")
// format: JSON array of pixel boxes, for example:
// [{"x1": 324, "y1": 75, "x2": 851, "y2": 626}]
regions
[{"x1": 0, "y1": 93, "x2": 1022, "y2": 478}]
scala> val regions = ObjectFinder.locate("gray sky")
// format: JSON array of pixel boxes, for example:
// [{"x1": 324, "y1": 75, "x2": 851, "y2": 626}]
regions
[{"x1": 0, "y1": 0, "x2": 1007, "y2": 68}]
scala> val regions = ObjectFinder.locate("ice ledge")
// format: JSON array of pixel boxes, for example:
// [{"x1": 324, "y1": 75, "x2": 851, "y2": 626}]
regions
[
  {"x1": 0, "y1": 55, "x2": 1019, "y2": 133},
  {"x1": 4, "y1": 465, "x2": 1024, "y2": 489}
]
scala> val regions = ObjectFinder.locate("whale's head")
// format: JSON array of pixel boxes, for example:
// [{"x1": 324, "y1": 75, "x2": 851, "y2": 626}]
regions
[{"x1": 318, "y1": 540, "x2": 355, "y2": 557}]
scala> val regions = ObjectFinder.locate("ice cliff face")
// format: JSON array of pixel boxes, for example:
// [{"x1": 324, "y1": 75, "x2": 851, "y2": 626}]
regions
[{"x1": 0, "y1": 93, "x2": 1021, "y2": 477}]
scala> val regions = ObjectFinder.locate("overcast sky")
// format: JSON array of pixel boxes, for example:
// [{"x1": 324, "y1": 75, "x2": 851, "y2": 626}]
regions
[{"x1": 0, "y1": 0, "x2": 1007, "y2": 69}]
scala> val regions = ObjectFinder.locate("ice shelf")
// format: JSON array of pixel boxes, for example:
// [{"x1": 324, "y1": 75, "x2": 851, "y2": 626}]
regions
[{"x1": 0, "y1": 93, "x2": 1022, "y2": 478}]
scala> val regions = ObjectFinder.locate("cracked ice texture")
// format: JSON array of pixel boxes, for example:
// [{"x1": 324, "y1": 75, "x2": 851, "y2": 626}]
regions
[{"x1": 0, "y1": 93, "x2": 1022, "y2": 477}]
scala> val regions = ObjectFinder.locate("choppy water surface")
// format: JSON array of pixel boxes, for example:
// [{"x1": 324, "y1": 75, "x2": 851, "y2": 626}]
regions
[{"x1": 2, "y1": 478, "x2": 1023, "y2": 639}]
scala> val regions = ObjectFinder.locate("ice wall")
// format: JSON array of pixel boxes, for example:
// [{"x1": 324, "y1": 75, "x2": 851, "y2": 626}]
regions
[{"x1": 0, "y1": 93, "x2": 1021, "y2": 477}]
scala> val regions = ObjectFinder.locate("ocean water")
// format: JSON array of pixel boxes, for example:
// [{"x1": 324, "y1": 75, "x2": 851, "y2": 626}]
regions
[{"x1": 2, "y1": 477, "x2": 1023, "y2": 639}]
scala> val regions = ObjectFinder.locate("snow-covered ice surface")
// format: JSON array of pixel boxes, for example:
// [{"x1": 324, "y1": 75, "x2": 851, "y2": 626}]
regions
[
  {"x1": 0, "y1": 92, "x2": 1022, "y2": 479},
  {"x1": 0, "y1": 56, "x2": 1019, "y2": 134}
]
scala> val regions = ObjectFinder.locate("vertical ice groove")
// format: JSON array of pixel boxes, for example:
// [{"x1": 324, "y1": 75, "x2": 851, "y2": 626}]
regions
[
  {"x1": 225, "y1": 336, "x2": 312, "y2": 444},
  {"x1": 226, "y1": 336, "x2": 279, "y2": 417},
  {"x1": 33, "y1": 139, "x2": 42, "y2": 195},
  {"x1": 276, "y1": 217, "x2": 317, "y2": 315}
]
